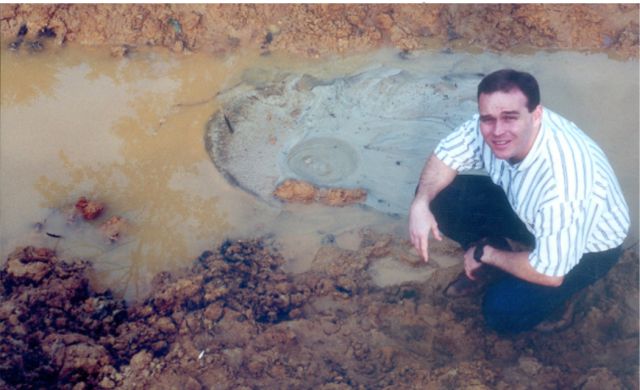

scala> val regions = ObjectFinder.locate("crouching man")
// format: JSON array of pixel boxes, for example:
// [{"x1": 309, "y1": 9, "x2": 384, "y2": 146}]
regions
[{"x1": 409, "y1": 69, "x2": 629, "y2": 333}]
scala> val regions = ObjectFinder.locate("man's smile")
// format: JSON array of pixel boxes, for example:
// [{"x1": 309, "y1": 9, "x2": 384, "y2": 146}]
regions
[{"x1": 490, "y1": 139, "x2": 512, "y2": 150}]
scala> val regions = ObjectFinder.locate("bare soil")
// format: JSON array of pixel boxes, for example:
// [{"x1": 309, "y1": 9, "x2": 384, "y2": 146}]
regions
[
  {"x1": 1, "y1": 4, "x2": 638, "y2": 59},
  {"x1": 1, "y1": 234, "x2": 638, "y2": 389}
]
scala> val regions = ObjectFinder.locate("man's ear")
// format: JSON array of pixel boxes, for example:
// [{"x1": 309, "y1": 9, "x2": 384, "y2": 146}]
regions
[{"x1": 533, "y1": 104, "x2": 543, "y2": 126}]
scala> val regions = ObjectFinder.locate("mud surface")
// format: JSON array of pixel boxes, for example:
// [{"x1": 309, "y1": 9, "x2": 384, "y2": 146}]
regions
[
  {"x1": 205, "y1": 64, "x2": 481, "y2": 215},
  {"x1": 2, "y1": 236, "x2": 638, "y2": 389},
  {"x1": 1, "y1": 4, "x2": 638, "y2": 59}
]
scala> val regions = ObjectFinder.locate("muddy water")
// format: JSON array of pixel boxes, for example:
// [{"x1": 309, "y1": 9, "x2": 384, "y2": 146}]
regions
[
  {"x1": 0, "y1": 45, "x2": 404, "y2": 300},
  {"x1": 1, "y1": 44, "x2": 638, "y2": 300}
]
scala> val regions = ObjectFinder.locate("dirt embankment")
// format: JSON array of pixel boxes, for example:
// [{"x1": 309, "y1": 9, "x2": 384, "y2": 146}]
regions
[
  {"x1": 2, "y1": 235, "x2": 638, "y2": 389},
  {"x1": 1, "y1": 4, "x2": 638, "y2": 58}
]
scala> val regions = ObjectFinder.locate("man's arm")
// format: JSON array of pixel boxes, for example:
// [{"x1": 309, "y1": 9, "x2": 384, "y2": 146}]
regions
[
  {"x1": 466, "y1": 246, "x2": 564, "y2": 287},
  {"x1": 409, "y1": 154, "x2": 458, "y2": 262}
]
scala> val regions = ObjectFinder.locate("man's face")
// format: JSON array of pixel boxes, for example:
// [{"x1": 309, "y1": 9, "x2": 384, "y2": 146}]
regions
[{"x1": 478, "y1": 89, "x2": 542, "y2": 164}]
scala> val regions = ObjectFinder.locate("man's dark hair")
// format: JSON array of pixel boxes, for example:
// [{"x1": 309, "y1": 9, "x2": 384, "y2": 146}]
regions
[{"x1": 477, "y1": 69, "x2": 540, "y2": 112}]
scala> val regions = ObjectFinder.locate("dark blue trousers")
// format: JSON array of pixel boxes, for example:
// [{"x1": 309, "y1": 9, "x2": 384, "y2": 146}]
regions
[{"x1": 431, "y1": 175, "x2": 622, "y2": 333}]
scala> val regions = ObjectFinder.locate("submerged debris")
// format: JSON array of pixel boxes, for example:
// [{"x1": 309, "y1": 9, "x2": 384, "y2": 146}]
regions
[
  {"x1": 38, "y1": 26, "x2": 56, "y2": 38},
  {"x1": 110, "y1": 44, "x2": 131, "y2": 58},
  {"x1": 7, "y1": 24, "x2": 56, "y2": 53},
  {"x1": 100, "y1": 216, "x2": 129, "y2": 243},
  {"x1": 34, "y1": 197, "x2": 130, "y2": 245},
  {"x1": 17, "y1": 24, "x2": 28, "y2": 37},
  {"x1": 8, "y1": 24, "x2": 27, "y2": 51},
  {"x1": 75, "y1": 197, "x2": 105, "y2": 221}
]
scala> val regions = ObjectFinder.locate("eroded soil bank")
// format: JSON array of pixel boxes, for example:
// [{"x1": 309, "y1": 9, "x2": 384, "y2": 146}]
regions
[
  {"x1": 1, "y1": 4, "x2": 638, "y2": 59},
  {"x1": 1, "y1": 237, "x2": 638, "y2": 389}
]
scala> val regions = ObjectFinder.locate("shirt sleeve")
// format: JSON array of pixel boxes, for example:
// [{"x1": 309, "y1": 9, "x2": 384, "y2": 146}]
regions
[
  {"x1": 528, "y1": 200, "x2": 588, "y2": 277},
  {"x1": 433, "y1": 117, "x2": 484, "y2": 172}
]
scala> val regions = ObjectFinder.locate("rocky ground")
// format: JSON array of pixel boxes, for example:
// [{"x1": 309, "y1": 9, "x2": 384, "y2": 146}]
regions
[
  {"x1": 1, "y1": 4, "x2": 638, "y2": 59},
  {"x1": 1, "y1": 232, "x2": 638, "y2": 389}
]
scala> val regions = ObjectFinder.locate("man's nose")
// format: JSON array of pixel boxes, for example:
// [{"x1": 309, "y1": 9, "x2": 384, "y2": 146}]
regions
[{"x1": 494, "y1": 120, "x2": 506, "y2": 136}]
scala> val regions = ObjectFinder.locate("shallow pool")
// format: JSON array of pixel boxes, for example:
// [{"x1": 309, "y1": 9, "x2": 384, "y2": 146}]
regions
[{"x1": 1, "y1": 43, "x2": 637, "y2": 300}]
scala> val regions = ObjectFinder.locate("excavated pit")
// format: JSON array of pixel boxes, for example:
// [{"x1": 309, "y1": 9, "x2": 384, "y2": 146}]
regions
[{"x1": 1, "y1": 4, "x2": 638, "y2": 389}]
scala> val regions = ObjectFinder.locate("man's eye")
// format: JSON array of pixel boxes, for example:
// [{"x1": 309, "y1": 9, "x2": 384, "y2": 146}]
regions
[
  {"x1": 480, "y1": 117, "x2": 495, "y2": 124},
  {"x1": 503, "y1": 116, "x2": 518, "y2": 121}
]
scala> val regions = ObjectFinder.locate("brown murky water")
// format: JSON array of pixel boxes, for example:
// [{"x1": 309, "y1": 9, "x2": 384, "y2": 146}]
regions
[
  {"x1": 0, "y1": 44, "x2": 405, "y2": 300},
  {"x1": 1, "y1": 43, "x2": 638, "y2": 301}
]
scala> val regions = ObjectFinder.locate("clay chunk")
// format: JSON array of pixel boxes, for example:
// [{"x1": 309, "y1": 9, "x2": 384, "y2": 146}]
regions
[
  {"x1": 273, "y1": 179, "x2": 367, "y2": 207},
  {"x1": 75, "y1": 196, "x2": 105, "y2": 220}
]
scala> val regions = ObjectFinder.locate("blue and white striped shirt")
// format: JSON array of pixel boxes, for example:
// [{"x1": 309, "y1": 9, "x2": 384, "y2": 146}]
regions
[{"x1": 434, "y1": 108, "x2": 630, "y2": 277}]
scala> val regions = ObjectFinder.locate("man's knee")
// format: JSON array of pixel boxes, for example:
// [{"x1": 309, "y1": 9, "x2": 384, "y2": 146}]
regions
[
  {"x1": 482, "y1": 283, "x2": 552, "y2": 334},
  {"x1": 482, "y1": 289, "x2": 523, "y2": 333}
]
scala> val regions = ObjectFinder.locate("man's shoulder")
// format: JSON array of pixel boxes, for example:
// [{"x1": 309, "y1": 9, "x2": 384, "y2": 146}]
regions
[
  {"x1": 541, "y1": 108, "x2": 598, "y2": 152},
  {"x1": 541, "y1": 108, "x2": 578, "y2": 131}
]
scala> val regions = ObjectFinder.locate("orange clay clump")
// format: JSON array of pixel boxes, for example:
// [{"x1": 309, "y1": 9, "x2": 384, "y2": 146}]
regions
[
  {"x1": 273, "y1": 179, "x2": 367, "y2": 207},
  {"x1": 75, "y1": 197, "x2": 105, "y2": 220}
]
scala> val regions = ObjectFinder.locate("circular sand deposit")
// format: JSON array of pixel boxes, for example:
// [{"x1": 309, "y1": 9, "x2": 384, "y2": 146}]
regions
[
  {"x1": 287, "y1": 137, "x2": 358, "y2": 184},
  {"x1": 205, "y1": 57, "x2": 485, "y2": 215}
]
